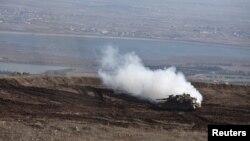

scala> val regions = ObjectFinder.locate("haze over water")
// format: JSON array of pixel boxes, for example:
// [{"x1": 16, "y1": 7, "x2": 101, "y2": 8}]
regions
[{"x1": 0, "y1": 33, "x2": 249, "y2": 61}]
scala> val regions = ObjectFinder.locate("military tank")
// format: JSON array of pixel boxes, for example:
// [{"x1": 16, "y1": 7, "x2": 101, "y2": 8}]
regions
[{"x1": 155, "y1": 94, "x2": 201, "y2": 111}]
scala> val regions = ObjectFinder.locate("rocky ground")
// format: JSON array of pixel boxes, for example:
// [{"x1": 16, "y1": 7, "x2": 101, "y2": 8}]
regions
[{"x1": 0, "y1": 76, "x2": 249, "y2": 141}]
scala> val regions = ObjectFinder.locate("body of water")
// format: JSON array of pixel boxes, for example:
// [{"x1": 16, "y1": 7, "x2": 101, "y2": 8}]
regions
[
  {"x1": 0, "y1": 33, "x2": 250, "y2": 74},
  {"x1": 0, "y1": 33, "x2": 249, "y2": 60}
]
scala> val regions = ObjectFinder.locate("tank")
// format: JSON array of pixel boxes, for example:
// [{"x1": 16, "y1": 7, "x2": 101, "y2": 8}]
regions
[{"x1": 155, "y1": 94, "x2": 201, "y2": 111}]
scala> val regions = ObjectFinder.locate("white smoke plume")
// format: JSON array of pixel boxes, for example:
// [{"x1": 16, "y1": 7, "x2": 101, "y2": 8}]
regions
[{"x1": 98, "y1": 46, "x2": 203, "y2": 104}]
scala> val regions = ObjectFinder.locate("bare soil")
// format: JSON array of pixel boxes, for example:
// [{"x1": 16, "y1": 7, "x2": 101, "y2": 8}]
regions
[{"x1": 0, "y1": 76, "x2": 249, "y2": 141}]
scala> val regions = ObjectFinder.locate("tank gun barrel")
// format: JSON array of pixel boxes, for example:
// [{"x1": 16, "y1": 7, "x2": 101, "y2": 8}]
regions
[{"x1": 156, "y1": 98, "x2": 168, "y2": 101}]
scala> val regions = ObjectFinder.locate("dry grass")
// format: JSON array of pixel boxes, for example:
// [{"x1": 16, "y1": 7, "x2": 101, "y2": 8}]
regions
[
  {"x1": 0, "y1": 119, "x2": 206, "y2": 141},
  {"x1": 0, "y1": 75, "x2": 102, "y2": 90},
  {"x1": 0, "y1": 76, "x2": 249, "y2": 141}
]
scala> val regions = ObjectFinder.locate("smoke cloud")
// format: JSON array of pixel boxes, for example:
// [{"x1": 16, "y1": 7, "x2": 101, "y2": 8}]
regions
[{"x1": 98, "y1": 46, "x2": 203, "y2": 104}]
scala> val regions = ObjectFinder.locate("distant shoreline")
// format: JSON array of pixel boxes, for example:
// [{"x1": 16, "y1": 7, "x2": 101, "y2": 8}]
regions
[
  {"x1": 0, "y1": 31, "x2": 162, "y2": 42},
  {"x1": 0, "y1": 31, "x2": 249, "y2": 49}
]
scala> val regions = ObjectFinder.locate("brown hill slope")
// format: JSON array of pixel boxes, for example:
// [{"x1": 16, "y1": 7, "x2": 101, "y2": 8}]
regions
[{"x1": 0, "y1": 76, "x2": 249, "y2": 141}]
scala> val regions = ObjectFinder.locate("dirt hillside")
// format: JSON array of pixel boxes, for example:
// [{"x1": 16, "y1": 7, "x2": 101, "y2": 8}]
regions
[{"x1": 0, "y1": 76, "x2": 249, "y2": 141}]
